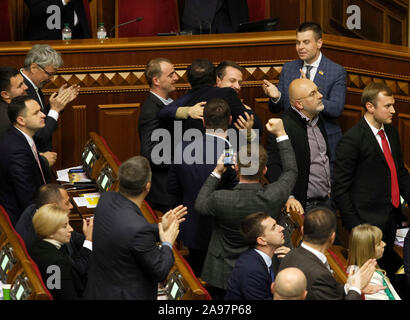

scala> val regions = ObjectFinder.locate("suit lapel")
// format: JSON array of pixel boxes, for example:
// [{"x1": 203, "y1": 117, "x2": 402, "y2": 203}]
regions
[
  {"x1": 313, "y1": 55, "x2": 327, "y2": 90},
  {"x1": 359, "y1": 118, "x2": 387, "y2": 164}
]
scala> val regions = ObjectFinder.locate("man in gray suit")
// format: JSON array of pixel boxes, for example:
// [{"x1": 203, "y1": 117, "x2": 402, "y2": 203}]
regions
[
  {"x1": 279, "y1": 207, "x2": 378, "y2": 300},
  {"x1": 194, "y1": 118, "x2": 297, "y2": 297}
]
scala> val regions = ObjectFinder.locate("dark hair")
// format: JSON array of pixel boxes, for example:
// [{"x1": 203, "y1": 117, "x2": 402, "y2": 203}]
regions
[
  {"x1": 241, "y1": 212, "x2": 269, "y2": 247},
  {"x1": 361, "y1": 82, "x2": 393, "y2": 111},
  {"x1": 0, "y1": 66, "x2": 19, "y2": 93},
  {"x1": 203, "y1": 98, "x2": 231, "y2": 130},
  {"x1": 297, "y1": 22, "x2": 322, "y2": 40},
  {"x1": 216, "y1": 60, "x2": 243, "y2": 80},
  {"x1": 145, "y1": 57, "x2": 172, "y2": 87},
  {"x1": 119, "y1": 156, "x2": 152, "y2": 197},
  {"x1": 187, "y1": 59, "x2": 216, "y2": 90},
  {"x1": 36, "y1": 184, "x2": 65, "y2": 208},
  {"x1": 303, "y1": 207, "x2": 336, "y2": 245},
  {"x1": 238, "y1": 144, "x2": 268, "y2": 181},
  {"x1": 8, "y1": 95, "x2": 36, "y2": 124}
]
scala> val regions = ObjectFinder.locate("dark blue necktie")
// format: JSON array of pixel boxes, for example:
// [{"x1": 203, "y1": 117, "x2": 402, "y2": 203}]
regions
[{"x1": 269, "y1": 265, "x2": 275, "y2": 283}]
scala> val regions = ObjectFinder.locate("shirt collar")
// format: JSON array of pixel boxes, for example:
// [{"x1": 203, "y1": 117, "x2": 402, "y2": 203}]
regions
[
  {"x1": 301, "y1": 242, "x2": 327, "y2": 265},
  {"x1": 150, "y1": 91, "x2": 173, "y2": 106},
  {"x1": 20, "y1": 68, "x2": 39, "y2": 92},
  {"x1": 43, "y1": 238, "x2": 62, "y2": 250},
  {"x1": 364, "y1": 115, "x2": 385, "y2": 136},
  {"x1": 290, "y1": 105, "x2": 318, "y2": 124},
  {"x1": 205, "y1": 131, "x2": 232, "y2": 147},
  {"x1": 15, "y1": 127, "x2": 35, "y2": 149},
  {"x1": 304, "y1": 52, "x2": 322, "y2": 68},
  {"x1": 253, "y1": 248, "x2": 272, "y2": 269}
]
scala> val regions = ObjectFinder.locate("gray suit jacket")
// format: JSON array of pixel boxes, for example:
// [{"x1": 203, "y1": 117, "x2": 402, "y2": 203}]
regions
[
  {"x1": 194, "y1": 139, "x2": 297, "y2": 289},
  {"x1": 279, "y1": 246, "x2": 361, "y2": 300}
]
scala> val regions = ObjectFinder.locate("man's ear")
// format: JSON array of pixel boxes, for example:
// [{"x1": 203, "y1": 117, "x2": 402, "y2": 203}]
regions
[
  {"x1": 0, "y1": 90, "x2": 10, "y2": 101},
  {"x1": 216, "y1": 76, "x2": 222, "y2": 87},
  {"x1": 365, "y1": 101, "x2": 374, "y2": 113},
  {"x1": 16, "y1": 115, "x2": 25, "y2": 127},
  {"x1": 316, "y1": 38, "x2": 323, "y2": 49},
  {"x1": 262, "y1": 166, "x2": 267, "y2": 176},
  {"x1": 145, "y1": 181, "x2": 151, "y2": 193},
  {"x1": 256, "y1": 235, "x2": 266, "y2": 247},
  {"x1": 294, "y1": 100, "x2": 303, "y2": 111},
  {"x1": 152, "y1": 76, "x2": 160, "y2": 87}
]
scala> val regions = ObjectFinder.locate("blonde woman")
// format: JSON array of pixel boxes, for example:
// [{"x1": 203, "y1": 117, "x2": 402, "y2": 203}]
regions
[
  {"x1": 30, "y1": 204, "x2": 78, "y2": 300},
  {"x1": 347, "y1": 224, "x2": 401, "y2": 300}
]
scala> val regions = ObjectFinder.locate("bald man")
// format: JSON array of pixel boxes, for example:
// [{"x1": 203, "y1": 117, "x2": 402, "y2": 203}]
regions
[
  {"x1": 272, "y1": 267, "x2": 307, "y2": 300},
  {"x1": 265, "y1": 78, "x2": 332, "y2": 214}
]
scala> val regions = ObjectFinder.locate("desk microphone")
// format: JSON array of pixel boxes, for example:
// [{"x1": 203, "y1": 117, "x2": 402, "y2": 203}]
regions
[{"x1": 109, "y1": 17, "x2": 144, "y2": 38}]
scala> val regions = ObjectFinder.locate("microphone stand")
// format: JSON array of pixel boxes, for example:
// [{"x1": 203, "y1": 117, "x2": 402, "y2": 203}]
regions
[{"x1": 109, "y1": 17, "x2": 143, "y2": 38}]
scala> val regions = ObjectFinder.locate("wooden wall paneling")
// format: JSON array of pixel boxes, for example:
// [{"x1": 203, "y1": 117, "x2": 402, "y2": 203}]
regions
[
  {"x1": 71, "y1": 105, "x2": 88, "y2": 167},
  {"x1": 339, "y1": 104, "x2": 365, "y2": 133},
  {"x1": 398, "y1": 113, "x2": 410, "y2": 168},
  {"x1": 253, "y1": 98, "x2": 279, "y2": 147},
  {"x1": 269, "y1": 0, "x2": 302, "y2": 30},
  {"x1": 97, "y1": 103, "x2": 140, "y2": 163}
]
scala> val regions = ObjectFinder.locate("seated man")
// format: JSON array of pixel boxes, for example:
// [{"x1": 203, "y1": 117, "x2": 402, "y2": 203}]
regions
[
  {"x1": 279, "y1": 207, "x2": 377, "y2": 300},
  {"x1": 194, "y1": 118, "x2": 297, "y2": 296},
  {"x1": 272, "y1": 267, "x2": 307, "y2": 300},
  {"x1": 0, "y1": 96, "x2": 49, "y2": 225},
  {"x1": 225, "y1": 212, "x2": 289, "y2": 300}
]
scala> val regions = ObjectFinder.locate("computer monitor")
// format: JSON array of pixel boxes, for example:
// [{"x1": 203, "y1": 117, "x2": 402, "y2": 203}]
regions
[
  {"x1": 237, "y1": 17, "x2": 279, "y2": 33},
  {"x1": 81, "y1": 142, "x2": 100, "y2": 177},
  {"x1": 166, "y1": 272, "x2": 185, "y2": 300},
  {"x1": 96, "y1": 165, "x2": 115, "y2": 193},
  {"x1": 10, "y1": 272, "x2": 32, "y2": 300},
  {"x1": 0, "y1": 244, "x2": 16, "y2": 282}
]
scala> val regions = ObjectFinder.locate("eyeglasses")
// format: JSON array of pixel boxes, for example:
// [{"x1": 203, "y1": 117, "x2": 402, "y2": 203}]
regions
[
  {"x1": 38, "y1": 64, "x2": 57, "y2": 77},
  {"x1": 295, "y1": 87, "x2": 321, "y2": 100}
]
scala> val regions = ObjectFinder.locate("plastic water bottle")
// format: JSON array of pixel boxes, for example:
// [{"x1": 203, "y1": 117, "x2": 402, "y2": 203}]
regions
[
  {"x1": 62, "y1": 23, "x2": 72, "y2": 40},
  {"x1": 97, "y1": 22, "x2": 107, "y2": 39}
]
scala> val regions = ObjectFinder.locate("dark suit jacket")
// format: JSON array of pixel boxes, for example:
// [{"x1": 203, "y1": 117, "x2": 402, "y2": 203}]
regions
[
  {"x1": 84, "y1": 191, "x2": 174, "y2": 300},
  {"x1": 404, "y1": 229, "x2": 410, "y2": 286},
  {"x1": 279, "y1": 246, "x2": 361, "y2": 300},
  {"x1": 194, "y1": 139, "x2": 297, "y2": 289},
  {"x1": 22, "y1": 73, "x2": 58, "y2": 152},
  {"x1": 138, "y1": 92, "x2": 175, "y2": 211},
  {"x1": 0, "y1": 100, "x2": 11, "y2": 138},
  {"x1": 334, "y1": 118, "x2": 410, "y2": 231},
  {"x1": 15, "y1": 203, "x2": 90, "y2": 296},
  {"x1": 266, "y1": 108, "x2": 330, "y2": 209},
  {"x1": 225, "y1": 249, "x2": 273, "y2": 300},
  {"x1": 30, "y1": 239, "x2": 79, "y2": 300},
  {"x1": 158, "y1": 86, "x2": 263, "y2": 136},
  {"x1": 25, "y1": 0, "x2": 91, "y2": 40},
  {"x1": 182, "y1": 0, "x2": 248, "y2": 33},
  {"x1": 167, "y1": 134, "x2": 237, "y2": 250},
  {"x1": 269, "y1": 55, "x2": 346, "y2": 161},
  {"x1": 0, "y1": 127, "x2": 49, "y2": 226}
]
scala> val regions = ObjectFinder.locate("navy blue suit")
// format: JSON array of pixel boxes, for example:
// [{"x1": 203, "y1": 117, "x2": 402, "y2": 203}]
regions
[
  {"x1": 0, "y1": 127, "x2": 49, "y2": 226},
  {"x1": 225, "y1": 249, "x2": 273, "y2": 300},
  {"x1": 269, "y1": 55, "x2": 346, "y2": 161}
]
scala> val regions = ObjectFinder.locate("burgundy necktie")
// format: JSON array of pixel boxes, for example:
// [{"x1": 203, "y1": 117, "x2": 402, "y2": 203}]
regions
[
  {"x1": 378, "y1": 130, "x2": 400, "y2": 208},
  {"x1": 31, "y1": 143, "x2": 47, "y2": 185}
]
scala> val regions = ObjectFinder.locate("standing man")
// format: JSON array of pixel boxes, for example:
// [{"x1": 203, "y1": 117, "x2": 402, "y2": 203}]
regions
[
  {"x1": 25, "y1": 0, "x2": 92, "y2": 40},
  {"x1": 0, "y1": 67, "x2": 28, "y2": 137},
  {"x1": 262, "y1": 22, "x2": 346, "y2": 163},
  {"x1": 139, "y1": 58, "x2": 179, "y2": 212},
  {"x1": 21, "y1": 44, "x2": 80, "y2": 153},
  {"x1": 266, "y1": 78, "x2": 331, "y2": 214},
  {"x1": 84, "y1": 156, "x2": 187, "y2": 300},
  {"x1": 334, "y1": 82, "x2": 410, "y2": 277},
  {"x1": 194, "y1": 118, "x2": 297, "y2": 297},
  {"x1": 225, "y1": 212, "x2": 288, "y2": 300},
  {"x1": 0, "y1": 96, "x2": 48, "y2": 225},
  {"x1": 216, "y1": 60, "x2": 244, "y2": 94}
]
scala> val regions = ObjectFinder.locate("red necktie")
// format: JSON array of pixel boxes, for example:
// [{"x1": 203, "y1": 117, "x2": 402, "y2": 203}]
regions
[
  {"x1": 378, "y1": 130, "x2": 400, "y2": 208},
  {"x1": 31, "y1": 143, "x2": 47, "y2": 185}
]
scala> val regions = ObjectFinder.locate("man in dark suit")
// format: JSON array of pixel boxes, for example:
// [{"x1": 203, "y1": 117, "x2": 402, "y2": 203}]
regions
[
  {"x1": 21, "y1": 44, "x2": 80, "y2": 153},
  {"x1": 334, "y1": 82, "x2": 410, "y2": 277},
  {"x1": 0, "y1": 96, "x2": 49, "y2": 226},
  {"x1": 84, "y1": 156, "x2": 187, "y2": 300},
  {"x1": 25, "y1": 0, "x2": 92, "y2": 40},
  {"x1": 225, "y1": 212, "x2": 288, "y2": 300},
  {"x1": 194, "y1": 118, "x2": 297, "y2": 295},
  {"x1": 404, "y1": 229, "x2": 410, "y2": 287},
  {"x1": 139, "y1": 58, "x2": 179, "y2": 213},
  {"x1": 16, "y1": 183, "x2": 93, "y2": 297},
  {"x1": 279, "y1": 207, "x2": 377, "y2": 300},
  {"x1": 0, "y1": 67, "x2": 28, "y2": 137},
  {"x1": 167, "y1": 98, "x2": 237, "y2": 277},
  {"x1": 182, "y1": 0, "x2": 248, "y2": 34},
  {"x1": 262, "y1": 22, "x2": 346, "y2": 163},
  {"x1": 266, "y1": 78, "x2": 331, "y2": 214},
  {"x1": 158, "y1": 58, "x2": 262, "y2": 138}
]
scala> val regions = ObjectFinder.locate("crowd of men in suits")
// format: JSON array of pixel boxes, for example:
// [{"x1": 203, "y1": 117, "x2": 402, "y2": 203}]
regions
[{"x1": 0, "y1": 21, "x2": 409, "y2": 300}]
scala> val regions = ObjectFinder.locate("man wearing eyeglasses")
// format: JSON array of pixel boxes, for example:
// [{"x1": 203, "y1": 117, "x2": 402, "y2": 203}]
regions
[
  {"x1": 262, "y1": 22, "x2": 346, "y2": 166},
  {"x1": 20, "y1": 44, "x2": 79, "y2": 154},
  {"x1": 266, "y1": 78, "x2": 331, "y2": 214}
]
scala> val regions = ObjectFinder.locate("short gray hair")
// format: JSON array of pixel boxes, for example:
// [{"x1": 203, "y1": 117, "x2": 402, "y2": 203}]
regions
[
  {"x1": 119, "y1": 156, "x2": 152, "y2": 197},
  {"x1": 24, "y1": 44, "x2": 63, "y2": 70}
]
